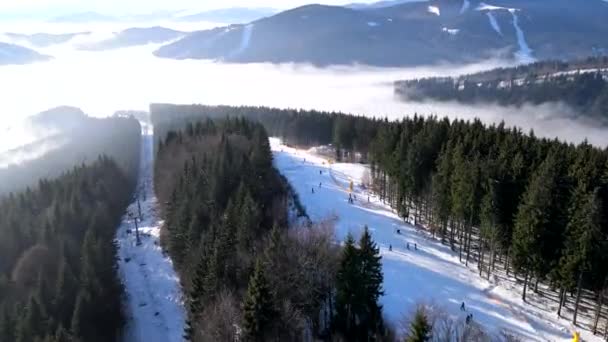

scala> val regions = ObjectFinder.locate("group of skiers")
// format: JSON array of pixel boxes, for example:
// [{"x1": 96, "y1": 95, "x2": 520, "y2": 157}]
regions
[
  {"x1": 460, "y1": 302, "x2": 474, "y2": 324},
  {"x1": 387, "y1": 242, "x2": 418, "y2": 252}
]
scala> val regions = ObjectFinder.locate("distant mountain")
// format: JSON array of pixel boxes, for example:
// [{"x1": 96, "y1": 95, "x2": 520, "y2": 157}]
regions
[
  {"x1": 50, "y1": 11, "x2": 117, "y2": 23},
  {"x1": 79, "y1": 26, "x2": 185, "y2": 51},
  {"x1": 176, "y1": 7, "x2": 278, "y2": 24},
  {"x1": 0, "y1": 42, "x2": 51, "y2": 65},
  {"x1": 5, "y1": 32, "x2": 91, "y2": 47},
  {"x1": 345, "y1": 0, "x2": 428, "y2": 10},
  {"x1": 155, "y1": 0, "x2": 608, "y2": 67},
  {"x1": 28, "y1": 106, "x2": 88, "y2": 131}
]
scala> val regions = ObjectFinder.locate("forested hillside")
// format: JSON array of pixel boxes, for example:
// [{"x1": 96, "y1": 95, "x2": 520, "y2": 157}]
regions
[
  {"x1": 154, "y1": 117, "x2": 387, "y2": 341},
  {"x1": 151, "y1": 104, "x2": 608, "y2": 332},
  {"x1": 0, "y1": 156, "x2": 138, "y2": 342},
  {"x1": 394, "y1": 57, "x2": 608, "y2": 122},
  {"x1": 0, "y1": 113, "x2": 141, "y2": 195}
]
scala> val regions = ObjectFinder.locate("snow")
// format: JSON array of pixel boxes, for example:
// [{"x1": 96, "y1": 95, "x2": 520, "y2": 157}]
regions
[
  {"x1": 367, "y1": 21, "x2": 380, "y2": 27},
  {"x1": 486, "y1": 12, "x2": 503, "y2": 35},
  {"x1": 511, "y1": 11, "x2": 535, "y2": 64},
  {"x1": 117, "y1": 124, "x2": 186, "y2": 342},
  {"x1": 476, "y1": 2, "x2": 516, "y2": 12},
  {"x1": 460, "y1": 0, "x2": 471, "y2": 14},
  {"x1": 428, "y1": 5, "x2": 441, "y2": 16},
  {"x1": 229, "y1": 23, "x2": 253, "y2": 57},
  {"x1": 442, "y1": 27, "x2": 460, "y2": 35},
  {"x1": 270, "y1": 138, "x2": 602, "y2": 342}
]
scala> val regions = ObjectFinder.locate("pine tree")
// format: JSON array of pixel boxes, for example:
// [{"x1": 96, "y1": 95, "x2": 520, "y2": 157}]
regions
[
  {"x1": 242, "y1": 260, "x2": 276, "y2": 341},
  {"x1": 334, "y1": 233, "x2": 361, "y2": 338},
  {"x1": 406, "y1": 307, "x2": 432, "y2": 342},
  {"x1": 512, "y1": 153, "x2": 557, "y2": 301},
  {"x1": 0, "y1": 307, "x2": 15, "y2": 342},
  {"x1": 359, "y1": 226, "x2": 384, "y2": 337},
  {"x1": 16, "y1": 295, "x2": 45, "y2": 342}
]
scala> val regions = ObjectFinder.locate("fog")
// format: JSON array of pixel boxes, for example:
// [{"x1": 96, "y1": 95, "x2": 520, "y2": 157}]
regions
[{"x1": 1, "y1": 22, "x2": 607, "y2": 156}]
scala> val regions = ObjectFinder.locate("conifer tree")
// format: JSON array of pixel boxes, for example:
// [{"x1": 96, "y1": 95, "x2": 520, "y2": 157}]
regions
[
  {"x1": 406, "y1": 307, "x2": 432, "y2": 342},
  {"x1": 512, "y1": 154, "x2": 557, "y2": 301},
  {"x1": 243, "y1": 260, "x2": 276, "y2": 341},
  {"x1": 359, "y1": 226, "x2": 384, "y2": 337},
  {"x1": 334, "y1": 233, "x2": 360, "y2": 338}
]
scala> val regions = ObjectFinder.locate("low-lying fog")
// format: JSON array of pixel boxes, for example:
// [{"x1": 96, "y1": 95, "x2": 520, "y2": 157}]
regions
[{"x1": 1, "y1": 21, "x2": 607, "y2": 157}]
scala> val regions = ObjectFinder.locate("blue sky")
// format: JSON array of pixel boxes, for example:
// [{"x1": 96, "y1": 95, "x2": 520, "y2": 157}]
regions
[{"x1": 0, "y1": 0, "x2": 378, "y2": 17}]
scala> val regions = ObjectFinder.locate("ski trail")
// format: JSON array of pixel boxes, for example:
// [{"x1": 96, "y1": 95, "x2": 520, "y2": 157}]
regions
[
  {"x1": 117, "y1": 123, "x2": 186, "y2": 342},
  {"x1": 229, "y1": 24, "x2": 254, "y2": 58},
  {"x1": 271, "y1": 138, "x2": 578, "y2": 341},
  {"x1": 510, "y1": 10, "x2": 535, "y2": 63},
  {"x1": 460, "y1": 0, "x2": 471, "y2": 14},
  {"x1": 486, "y1": 11, "x2": 503, "y2": 35}
]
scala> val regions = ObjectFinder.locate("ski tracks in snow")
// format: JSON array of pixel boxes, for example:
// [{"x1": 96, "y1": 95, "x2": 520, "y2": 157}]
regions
[{"x1": 117, "y1": 124, "x2": 186, "y2": 342}]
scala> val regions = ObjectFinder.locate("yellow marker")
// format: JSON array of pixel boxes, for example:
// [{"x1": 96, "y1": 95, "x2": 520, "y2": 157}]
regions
[{"x1": 572, "y1": 331, "x2": 579, "y2": 342}]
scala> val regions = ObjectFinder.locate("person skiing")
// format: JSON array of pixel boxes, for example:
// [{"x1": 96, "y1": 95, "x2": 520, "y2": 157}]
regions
[
  {"x1": 389, "y1": 244, "x2": 392, "y2": 251},
  {"x1": 414, "y1": 243, "x2": 417, "y2": 251},
  {"x1": 312, "y1": 188, "x2": 315, "y2": 194},
  {"x1": 319, "y1": 170, "x2": 322, "y2": 175},
  {"x1": 460, "y1": 302, "x2": 466, "y2": 311},
  {"x1": 319, "y1": 182, "x2": 322, "y2": 188},
  {"x1": 406, "y1": 243, "x2": 410, "y2": 250}
]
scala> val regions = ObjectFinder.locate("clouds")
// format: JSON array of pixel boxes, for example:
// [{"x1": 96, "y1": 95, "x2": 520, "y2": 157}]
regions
[
  {"x1": 2, "y1": 35, "x2": 607, "y2": 156},
  {"x1": 0, "y1": 0, "x2": 378, "y2": 17}
]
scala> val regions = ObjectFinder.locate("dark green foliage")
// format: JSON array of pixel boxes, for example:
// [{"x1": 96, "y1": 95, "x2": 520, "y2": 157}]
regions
[
  {"x1": 150, "y1": 103, "x2": 608, "y2": 321},
  {"x1": 0, "y1": 156, "x2": 137, "y2": 342},
  {"x1": 406, "y1": 308, "x2": 432, "y2": 342},
  {"x1": 334, "y1": 228, "x2": 385, "y2": 341},
  {"x1": 242, "y1": 260, "x2": 276, "y2": 341},
  {"x1": 395, "y1": 57, "x2": 608, "y2": 122}
]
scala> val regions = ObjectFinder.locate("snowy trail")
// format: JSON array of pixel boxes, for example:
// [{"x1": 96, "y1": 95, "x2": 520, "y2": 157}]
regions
[
  {"x1": 229, "y1": 24, "x2": 254, "y2": 58},
  {"x1": 486, "y1": 12, "x2": 503, "y2": 35},
  {"x1": 460, "y1": 0, "x2": 471, "y2": 14},
  {"x1": 117, "y1": 124, "x2": 186, "y2": 342},
  {"x1": 271, "y1": 138, "x2": 583, "y2": 341},
  {"x1": 510, "y1": 11, "x2": 535, "y2": 63}
]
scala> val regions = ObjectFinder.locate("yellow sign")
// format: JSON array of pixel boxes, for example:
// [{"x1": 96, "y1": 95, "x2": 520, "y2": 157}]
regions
[{"x1": 572, "y1": 331, "x2": 579, "y2": 342}]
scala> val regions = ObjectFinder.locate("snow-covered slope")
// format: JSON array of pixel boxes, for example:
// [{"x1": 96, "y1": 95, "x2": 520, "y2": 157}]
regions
[
  {"x1": 271, "y1": 138, "x2": 599, "y2": 341},
  {"x1": 117, "y1": 124, "x2": 186, "y2": 342}
]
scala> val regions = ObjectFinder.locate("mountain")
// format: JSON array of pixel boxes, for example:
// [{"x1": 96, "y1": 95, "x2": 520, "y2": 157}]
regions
[
  {"x1": 5, "y1": 32, "x2": 91, "y2": 47},
  {"x1": 28, "y1": 106, "x2": 88, "y2": 131},
  {"x1": 175, "y1": 7, "x2": 277, "y2": 24},
  {"x1": 345, "y1": 0, "x2": 428, "y2": 10},
  {"x1": 50, "y1": 11, "x2": 117, "y2": 23},
  {"x1": 79, "y1": 26, "x2": 185, "y2": 51},
  {"x1": 0, "y1": 42, "x2": 51, "y2": 65},
  {"x1": 155, "y1": 0, "x2": 608, "y2": 67}
]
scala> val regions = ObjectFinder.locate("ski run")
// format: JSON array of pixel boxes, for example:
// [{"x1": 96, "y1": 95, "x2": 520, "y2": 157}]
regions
[
  {"x1": 114, "y1": 127, "x2": 599, "y2": 341},
  {"x1": 270, "y1": 138, "x2": 601, "y2": 342},
  {"x1": 116, "y1": 124, "x2": 186, "y2": 342}
]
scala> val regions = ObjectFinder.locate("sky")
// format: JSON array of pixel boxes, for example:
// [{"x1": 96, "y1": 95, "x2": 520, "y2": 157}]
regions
[{"x1": 0, "y1": 0, "x2": 380, "y2": 17}]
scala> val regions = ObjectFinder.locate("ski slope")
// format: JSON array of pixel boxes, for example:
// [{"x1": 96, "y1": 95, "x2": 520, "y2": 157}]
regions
[
  {"x1": 116, "y1": 124, "x2": 186, "y2": 342},
  {"x1": 271, "y1": 138, "x2": 596, "y2": 341}
]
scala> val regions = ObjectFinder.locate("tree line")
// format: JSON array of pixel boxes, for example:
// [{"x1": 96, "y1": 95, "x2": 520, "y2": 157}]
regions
[
  {"x1": 394, "y1": 60, "x2": 608, "y2": 122},
  {"x1": 154, "y1": 117, "x2": 387, "y2": 341},
  {"x1": 0, "y1": 155, "x2": 138, "y2": 342},
  {"x1": 151, "y1": 104, "x2": 608, "y2": 334}
]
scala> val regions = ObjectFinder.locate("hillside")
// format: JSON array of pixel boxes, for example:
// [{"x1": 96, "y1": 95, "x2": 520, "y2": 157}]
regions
[
  {"x1": 0, "y1": 42, "x2": 51, "y2": 65},
  {"x1": 79, "y1": 26, "x2": 184, "y2": 51},
  {"x1": 5, "y1": 32, "x2": 90, "y2": 47},
  {"x1": 155, "y1": 0, "x2": 608, "y2": 67},
  {"x1": 394, "y1": 57, "x2": 608, "y2": 122}
]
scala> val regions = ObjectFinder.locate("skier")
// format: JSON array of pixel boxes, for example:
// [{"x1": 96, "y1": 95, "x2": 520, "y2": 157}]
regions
[
  {"x1": 389, "y1": 244, "x2": 392, "y2": 251},
  {"x1": 414, "y1": 243, "x2": 417, "y2": 251},
  {"x1": 406, "y1": 243, "x2": 410, "y2": 250},
  {"x1": 460, "y1": 302, "x2": 466, "y2": 311},
  {"x1": 320, "y1": 170, "x2": 322, "y2": 175},
  {"x1": 396, "y1": 229, "x2": 401, "y2": 234},
  {"x1": 368, "y1": 196, "x2": 370, "y2": 203},
  {"x1": 465, "y1": 315, "x2": 471, "y2": 325},
  {"x1": 319, "y1": 182, "x2": 322, "y2": 188},
  {"x1": 312, "y1": 188, "x2": 315, "y2": 194}
]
